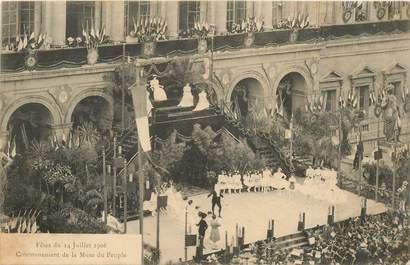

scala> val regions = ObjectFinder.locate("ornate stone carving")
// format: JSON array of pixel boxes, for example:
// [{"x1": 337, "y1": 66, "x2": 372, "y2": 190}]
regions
[{"x1": 222, "y1": 73, "x2": 230, "y2": 85}]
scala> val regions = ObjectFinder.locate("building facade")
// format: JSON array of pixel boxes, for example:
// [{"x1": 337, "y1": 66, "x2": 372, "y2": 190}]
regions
[{"x1": 1, "y1": 1, "x2": 410, "y2": 156}]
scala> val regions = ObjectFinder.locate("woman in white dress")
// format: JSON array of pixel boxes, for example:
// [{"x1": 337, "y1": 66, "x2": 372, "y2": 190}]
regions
[
  {"x1": 178, "y1": 83, "x2": 194, "y2": 107},
  {"x1": 193, "y1": 90, "x2": 210, "y2": 111},
  {"x1": 150, "y1": 77, "x2": 167, "y2": 101},
  {"x1": 143, "y1": 189, "x2": 158, "y2": 216},
  {"x1": 243, "y1": 172, "x2": 253, "y2": 192},
  {"x1": 233, "y1": 172, "x2": 242, "y2": 193}
]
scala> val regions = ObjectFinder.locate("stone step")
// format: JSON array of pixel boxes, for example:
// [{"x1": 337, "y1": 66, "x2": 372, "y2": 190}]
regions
[{"x1": 280, "y1": 241, "x2": 309, "y2": 251}]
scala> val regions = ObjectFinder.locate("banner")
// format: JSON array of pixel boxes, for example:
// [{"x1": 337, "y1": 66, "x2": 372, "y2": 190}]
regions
[
  {"x1": 129, "y1": 77, "x2": 151, "y2": 153},
  {"x1": 135, "y1": 117, "x2": 151, "y2": 152}
]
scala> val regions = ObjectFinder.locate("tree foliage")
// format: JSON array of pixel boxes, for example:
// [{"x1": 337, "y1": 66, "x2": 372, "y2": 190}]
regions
[
  {"x1": 146, "y1": 124, "x2": 265, "y2": 188},
  {"x1": 293, "y1": 109, "x2": 339, "y2": 167},
  {"x1": 2, "y1": 128, "x2": 107, "y2": 233}
]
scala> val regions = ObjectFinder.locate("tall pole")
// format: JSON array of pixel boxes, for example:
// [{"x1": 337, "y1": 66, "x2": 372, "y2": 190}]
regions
[
  {"x1": 113, "y1": 137, "x2": 117, "y2": 217},
  {"x1": 121, "y1": 43, "x2": 126, "y2": 131},
  {"x1": 375, "y1": 117, "x2": 380, "y2": 202},
  {"x1": 123, "y1": 158, "x2": 128, "y2": 234},
  {"x1": 392, "y1": 130, "x2": 397, "y2": 208},
  {"x1": 184, "y1": 208, "x2": 188, "y2": 262},
  {"x1": 102, "y1": 148, "x2": 108, "y2": 224},
  {"x1": 338, "y1": 103, "x2": 343, "y2": 187},
  {"x1": 137, "y1": 140, "x2": 144, "y2": 265},
  {"x1": 358, "y1": 121, "x2": 363, "y2": 196}
]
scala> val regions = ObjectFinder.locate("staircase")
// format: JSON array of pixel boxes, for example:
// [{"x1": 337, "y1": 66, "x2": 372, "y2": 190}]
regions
[
  {"x1": 274, "y1": 231, "x2": 309, "y2": 251},
  {"x1": 220, "y1": 110, "x2": 295, "y2": 175}
]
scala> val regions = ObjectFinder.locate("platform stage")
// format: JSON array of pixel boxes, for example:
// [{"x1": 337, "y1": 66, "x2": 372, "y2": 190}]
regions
[{"x1": 127, "y1": 187, "x2": 387, "y2": 264}]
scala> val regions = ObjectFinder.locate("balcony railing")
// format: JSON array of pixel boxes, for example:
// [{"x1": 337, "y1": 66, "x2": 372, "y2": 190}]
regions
[{"x1": 1, "y1": 20, "x2": 409, "y2": 73}]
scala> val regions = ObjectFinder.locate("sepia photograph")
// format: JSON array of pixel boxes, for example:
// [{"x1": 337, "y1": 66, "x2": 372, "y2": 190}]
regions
[{"x1": 0, "y1": 0, "x2": 409, "y2": 264}]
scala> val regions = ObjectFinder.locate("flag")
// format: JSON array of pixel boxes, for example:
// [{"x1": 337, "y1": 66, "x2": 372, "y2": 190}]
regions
[
  {"x1": 20, "y1": 219, "x2": 27, "y2": 233},
  {"x1": 129, "y1": 81, "x2": 151, "y2": 152},
  {"x1": 31, "y1": 221, "x2": 37, "y2": 233},
  {"x1": 11, "y1": 136, "x2": 16, "y2": 158}
]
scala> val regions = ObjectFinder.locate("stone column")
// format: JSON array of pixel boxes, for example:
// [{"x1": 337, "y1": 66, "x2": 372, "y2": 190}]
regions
[
  {"x1": 165, "y1": 1, "x2": 179, "y2": 38},
  {"x1": 261, "y1": 1, "x2": 273, "y2": 30},
  {"x1": 51, "y1": 1, "x2": 66, "y2": 46},
  {"x1": 42, "y1": 2, "x2": 53, "y2": 40},
  {"x1": 51, "y1": 123, "x2": 72, "y2": 143},
  {"x1": 214, "y1": 1, "x2": 227, "y2": 34},
  {"x1": 111, "y1": 1, "x2": 125, "y2": 43},
  {"x1": 95, "y1": 1, "x2": 102, "y2": 31},
  {"x1": 102, "y1": 1, "x2": 113, "y2": 39},
  {"x1": 34, "y1": 2, "x2": 42, "y2": 36},
  {"x1": 253, "y1": 1, "x2": 263, "y2": 19},
  {"x1": 0, "y1": 131, "x2": 9, "y2": 153}
]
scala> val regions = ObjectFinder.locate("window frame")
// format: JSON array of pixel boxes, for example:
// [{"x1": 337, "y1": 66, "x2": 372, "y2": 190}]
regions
[
  {"x1": 179, "y1": 1, "x2": 201, "y2": 32},
  {"x1": 124, "y1": 1, "x2": 150, "y2": 36},
  {"x1": 226, "y1": 0, "x2": 247, "y2": 32},
  {"x1": 66, "y1": 1, "x2": 96, "y2": 38},
  {"x1": 320, "y1": 71, "x2": 344, "y2": 112},
  {"x1": 1, "y1": 1, "x2": 35, "y2": 46}
]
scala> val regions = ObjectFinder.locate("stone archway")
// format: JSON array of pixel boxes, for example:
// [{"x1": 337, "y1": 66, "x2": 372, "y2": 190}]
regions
[
  {"x1": 276, "y1": 72, "x2": 309, "y2": 120},
  {"x1": 1, "y1": 96, "x2": 62, "y2": 132},
  {"x1": 6, "y1": 103, "x2": 54, "y2": 153},
  {"x1": 228, "y1": 71, "x2": 270, "y2": 119},
  {"x1": 69, "y1": 94, "x2": 113, "y2": 134},
  {"x1": 230, "y1": 78, "x2": 265, "y2": 118}
]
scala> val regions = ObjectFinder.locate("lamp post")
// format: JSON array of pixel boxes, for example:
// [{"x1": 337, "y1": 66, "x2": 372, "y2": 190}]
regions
[
  {"x1": 392, "y1": 129, "x2": 397, "y2": 208},
  {"x1": 102, "y1": 148, "x2": 108, "y2": 224},
  {"x1": 358, "y1": 120, "x2": 363, "y2": 196},
  {"x1": 122, "y1": 158, "x2": 128, "y2": 233},
  {"x1": 113, "y1": 137, "x2": 117, "y2": 217},
  {"x1": 375, "y1": 116, "x2": 380, "y2": 202}
]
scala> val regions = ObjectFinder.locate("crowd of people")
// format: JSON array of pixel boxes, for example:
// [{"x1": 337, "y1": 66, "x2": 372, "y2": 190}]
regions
[{"x1": 261, "y1": 210, "x2": 409, "y2": 265}]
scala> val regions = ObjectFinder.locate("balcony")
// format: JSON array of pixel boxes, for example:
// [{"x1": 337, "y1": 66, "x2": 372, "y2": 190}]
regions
[{"x1": 1, "y1": 19, "x2": 409, "y2": 73}]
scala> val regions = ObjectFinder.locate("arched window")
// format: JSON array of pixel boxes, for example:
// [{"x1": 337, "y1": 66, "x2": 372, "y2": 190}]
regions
[
  {"x1": 179, "y1": 1, "x2": 200, "y2": 32},
  {"x1": 227, "y1": 1, "x2": 247, "y2": 32},
  {"x1": 1, "y1": 1, "x2": 35, "y2": 46},
  {"x1": 124, "y1": 1, "x2": 150, "y2": 36}
]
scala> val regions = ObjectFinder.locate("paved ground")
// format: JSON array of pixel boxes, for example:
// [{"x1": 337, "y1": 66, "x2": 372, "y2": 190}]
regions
[{"x1": 127, "y1": 184, "x2": 387, "y2": 264}]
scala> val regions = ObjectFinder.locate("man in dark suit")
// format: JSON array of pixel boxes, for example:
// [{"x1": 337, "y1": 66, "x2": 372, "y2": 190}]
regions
[
  {"x1": 208, "y1": 187, "x2": 223, "y2": 217},
  {"x1": 196, "y1": 212, "x2": 208, "y2": 249}
]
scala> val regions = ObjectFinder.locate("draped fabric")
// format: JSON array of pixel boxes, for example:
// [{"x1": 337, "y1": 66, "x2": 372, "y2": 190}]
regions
[{"x1": 1, "y1": 20, "x2": 409, "y2": 72}]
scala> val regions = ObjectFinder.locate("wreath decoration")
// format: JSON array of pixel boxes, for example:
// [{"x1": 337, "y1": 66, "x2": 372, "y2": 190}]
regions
[
  {"x1": 377, "y1": 8, "x2": 386, "y2": 20},
  {"x1": 374, "y1": 104, "x2": 382, "y2": 118},
  {"x1": 24, "y1": 50, "x2": 38, "y2": 71},
  {"x1": 343, "y1": 10, "x2": 352, "y2": 23}
]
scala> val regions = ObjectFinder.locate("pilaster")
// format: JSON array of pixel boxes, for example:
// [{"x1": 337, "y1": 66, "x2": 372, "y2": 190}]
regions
[
  {"x1": 261, "y1": 1, "x2": 273, "y2": 30},
  {"x1": 111, "y1": 1, "x2": 125, "y2": 43},
  {"x1": 0, "y1": 131, "x2": 9, "y2": 153},
  {"x1": 165, "y1": 1, "x2": 179, "y2": 38},
  {"x1": 51, "y1": 1, "x2": 66, "y2": 46},
  {"x1": 51, "y1": 123, "x2": 73, "y2": 143},
  {"x1": 215, "y1": 1, "x2": 227, "y2": 34}
]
